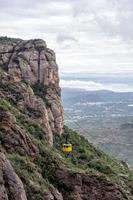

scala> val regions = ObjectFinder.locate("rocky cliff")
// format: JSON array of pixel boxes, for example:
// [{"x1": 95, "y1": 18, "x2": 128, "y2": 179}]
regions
[
  {"x1": 0, "y1": 153, "x2": 27, "y2": 200},
  {"x1": 0, "y1": 37, "x2": 64, "y2": 145},
  {"x1": 0, "y1": 37, "x2": 133, "y2": 200}
]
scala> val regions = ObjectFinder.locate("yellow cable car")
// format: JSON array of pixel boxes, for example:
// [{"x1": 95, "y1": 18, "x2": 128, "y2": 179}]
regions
[{"x1": 62, "y1": 143, "x2": 72, "y2": 153}]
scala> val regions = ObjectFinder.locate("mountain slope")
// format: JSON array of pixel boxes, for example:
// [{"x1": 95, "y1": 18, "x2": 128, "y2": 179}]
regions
[
  {"x1": 0, "y1": 37, "x2": 133, "y2": 200},
  {"x1": 0, "y1": 37, "x2": 64, "y2": 145}
]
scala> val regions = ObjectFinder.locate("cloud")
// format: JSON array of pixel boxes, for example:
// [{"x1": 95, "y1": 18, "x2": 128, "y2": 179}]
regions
[
  {"x1": 60, "y1": 80, "x2": 133, "y2": 92},
  {"x1": 56, "y1": 34, "x2": 78, "y2": 43},
  {"x1": 92, "y1": 0, "x2": 133, "y2": 41},
  {"x1": 56, "y1": 33, "x2": 78, "y2": 48},
  {"x1": 0, "y1": 0, "x2": 133, "y2": 73}
]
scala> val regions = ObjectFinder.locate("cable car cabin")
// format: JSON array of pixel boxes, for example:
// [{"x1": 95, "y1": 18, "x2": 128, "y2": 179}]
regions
[{"x1": 62, "y1": 144, "x2": 72, "y2": 153}]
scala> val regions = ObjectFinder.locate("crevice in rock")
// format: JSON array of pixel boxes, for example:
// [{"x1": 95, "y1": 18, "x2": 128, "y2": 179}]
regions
[
  {"x1": 38, "y1": 50, "x2": 41, "y2": 83},
  {"x1": 6, "y1": 45, "x2": 17, "y2": 69},
  {"x1": 0, "y1": 51, "x2": 14, "y2": 54},
  {"x1": 6, "y1": 40, "x2": 24, "y2": 70}
]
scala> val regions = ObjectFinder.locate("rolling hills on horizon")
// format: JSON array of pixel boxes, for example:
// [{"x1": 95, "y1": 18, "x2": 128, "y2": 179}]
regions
[{"x1": 61, "y1": 87, "x2": 133, "y2": 167}]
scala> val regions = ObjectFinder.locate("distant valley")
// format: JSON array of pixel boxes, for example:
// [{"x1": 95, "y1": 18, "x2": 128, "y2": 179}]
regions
[{"x1": 61, "y1": 74, "x2": 133, "y2": 167}]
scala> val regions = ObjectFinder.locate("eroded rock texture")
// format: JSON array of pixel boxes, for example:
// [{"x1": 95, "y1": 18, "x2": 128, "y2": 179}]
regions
[
  {"x1": 0, "y1": 37, "x2": 131, "y2": 200},
  {"x1": 0, "y1": 153, "x2": 27, "y2": 200},
  {"x1": 56, "y1": 170, "x2": 128, "y2": 200},
  {"x1": 0, "y1": 108, "x2": 39, "y2": 156},
  {"x1": 0, "y1": 37, "x2": 64, "y2": 145},
  {"x1": 43, "y1": 186, "x2": 63, "y2": 200}
]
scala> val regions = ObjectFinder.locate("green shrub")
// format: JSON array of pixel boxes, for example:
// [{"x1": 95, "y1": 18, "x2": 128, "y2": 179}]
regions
[
  {"x1": 17, "y1": 115, "x2": 44, "y2": 140},
  {"x1": 88, "y1": 160, "x2": 114, "y2": 174},
  {"x1": 0, "y1": 64, "x2": 8, "y2": 72},
  {"x1": 0, "y1": 99, "x2": 19, "y2": 115},
  {"x1": 32, "y1": 82, "x2": 48, "y2": 98},
  {"x1": 54, "y1": 126, "x2": 131, "y2": 176}
]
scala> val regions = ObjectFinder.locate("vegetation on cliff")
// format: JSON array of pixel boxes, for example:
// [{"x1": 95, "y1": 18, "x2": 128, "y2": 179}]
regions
[
  {"x1": 0, "y1": 93, "x2": 133, "y2": 199},
  {"x1": 0, "y1": 37, "x2": 133, "y2": 199}
]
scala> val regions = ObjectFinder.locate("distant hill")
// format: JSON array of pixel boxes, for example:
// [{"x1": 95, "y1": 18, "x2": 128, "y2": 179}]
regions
[
  {"x1": 62, "y1": 87, "x2": 133, "y2": 167},
  {"x1": 62, "y1": 88, "x2": 133, "y2": 104},
  {"x1": 120, "y1": 122, "x2": 133, "y2": 129}
]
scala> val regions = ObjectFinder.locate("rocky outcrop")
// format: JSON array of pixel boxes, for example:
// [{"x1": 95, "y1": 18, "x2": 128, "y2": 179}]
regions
[
  {"x1": 44, "y1": 186, "x2": 63, "y2": 200},
  {"x1": 0, "y1": 71, "x2": 54, "y2": 144},
  {"x1": 0, "y1": 38, "x2": 55, "y2": 85},
  {"x1": 0, "y1": 37, "x2": 64, "y2": 145},
  {"x1": 55, "y1": 170, "x2": 128, "y2": 200},
  {"x1": 0, "y1": 153, "x2": 27, "y2": 200},
  {"x1": 0, "y1": 37, "x2": 132, "y2": 200},
  {"x1": 0, "y1": 108, "x2": 39, "y2": 156}
]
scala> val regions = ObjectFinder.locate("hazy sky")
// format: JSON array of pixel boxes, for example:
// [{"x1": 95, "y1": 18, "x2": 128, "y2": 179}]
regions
[{"x1": 1, "y1": 0, "x2": 133, "y2": 74}]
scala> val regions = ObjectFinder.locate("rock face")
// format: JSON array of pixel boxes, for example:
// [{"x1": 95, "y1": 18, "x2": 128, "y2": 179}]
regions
[
  {"x1": 55, "y1": 170, "x2": 128, "y2": 200},
  {"x1": 0, "y1": 37, "x2": 64, "y2": 145},
  {"x1": 0, "y1": 38, "x2": 56, "y2": 85},
  {"x1": 0, "y1": 71, "x2": 54, "y2": 144},
  {"x1": 0, "y1": 37, "x2": 132, "y2": 200},
  {"x1": 0, "y1": 108, "x2": 39, "y2": 156},
  {"x1": 0, "y1": 153, "x2": 27, "y2": 200},
  {"x1": 43, "y1": 186, "x2": 63, "y2": 200}
]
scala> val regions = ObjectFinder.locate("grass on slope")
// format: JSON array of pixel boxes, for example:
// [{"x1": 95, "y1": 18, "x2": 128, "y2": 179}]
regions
[
  {"x1": 54, "y1": 126, "x2": 133, "y2": 195},
  {"x1": 0, "y1": 98, "x2": 133, "y2": 198},
  {"x1": 55, "y1": 126, "x2": 129, "y2": 173},
  {"x1": 7, "y1": 153, "x2": 49, "y2": 200}
]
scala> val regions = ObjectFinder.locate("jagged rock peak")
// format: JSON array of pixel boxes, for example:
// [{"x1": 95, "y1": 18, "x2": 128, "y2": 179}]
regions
[
  {"x1": 0, "y1": 37, "x2": 64, "y2": 144},
  {"x1": 0, "y1": 37, "x2": 56, "y2": 85}
]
